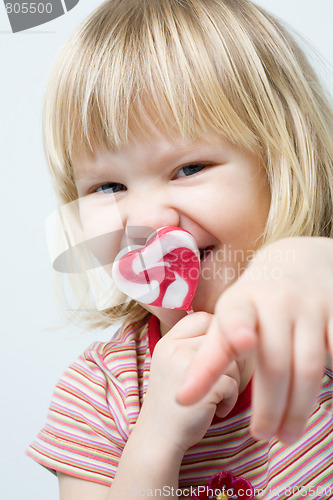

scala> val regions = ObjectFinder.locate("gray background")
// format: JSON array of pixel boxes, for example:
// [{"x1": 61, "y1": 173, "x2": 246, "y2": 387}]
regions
[{"x1": 1, "y1": 1, "x2": 332, "y2": 499}]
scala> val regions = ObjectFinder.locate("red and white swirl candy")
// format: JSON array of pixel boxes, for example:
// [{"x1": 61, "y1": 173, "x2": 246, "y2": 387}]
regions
[{"x1": 112, "y1": 226, "x2": 200, "y2": 311}]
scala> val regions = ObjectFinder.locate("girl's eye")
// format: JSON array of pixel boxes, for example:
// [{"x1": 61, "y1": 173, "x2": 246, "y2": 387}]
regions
[
  {"x1": 175, "y1": 163, "x2": 207, "y2": 178},
  {"x1": 96, "y1": 182, "x2": 126, "y2": 194}
]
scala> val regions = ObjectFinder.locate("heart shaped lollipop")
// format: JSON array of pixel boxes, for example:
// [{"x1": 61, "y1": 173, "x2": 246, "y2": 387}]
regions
[{"x1": 112, "y1": 226, "x2": 200, "y2": 311}]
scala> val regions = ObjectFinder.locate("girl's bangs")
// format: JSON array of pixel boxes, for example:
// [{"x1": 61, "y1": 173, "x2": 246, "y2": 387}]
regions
[{"x1": 46, "y1": 0, "x2": 261, "y2": 177}]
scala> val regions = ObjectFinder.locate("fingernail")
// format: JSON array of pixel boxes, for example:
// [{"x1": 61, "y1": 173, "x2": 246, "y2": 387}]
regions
[
  {"x1": 233, "y1": 327, "x2": 256, "y2": 340},
  {"x1": 230, "y1": 327, "x2": 256, "y2": 351},
  {"x1": 278, "y1": 431, "x2": 300, "y2": 445},
  {"x1": 251, "y1": 427, "x2": 273, "y2": 442}
]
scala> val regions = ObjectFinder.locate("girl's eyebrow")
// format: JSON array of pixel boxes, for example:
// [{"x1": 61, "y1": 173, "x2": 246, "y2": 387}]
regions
[
  {"x1": 152, "y1": 141, "x2": 230, "y2": 166},
  {"x1": 74, "y1": 141, "x2": 226, "y2": 182}
]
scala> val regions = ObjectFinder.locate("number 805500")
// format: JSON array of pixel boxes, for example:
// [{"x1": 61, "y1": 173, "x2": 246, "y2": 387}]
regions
[{"x1": 5, "y1": 3, "x2": 53, "y2": 14}]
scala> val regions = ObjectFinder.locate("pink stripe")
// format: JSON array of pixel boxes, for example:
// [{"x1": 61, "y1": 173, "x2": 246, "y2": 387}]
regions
[{"x1": 27, "y1": 317, "x2": 333, "y2": 492}]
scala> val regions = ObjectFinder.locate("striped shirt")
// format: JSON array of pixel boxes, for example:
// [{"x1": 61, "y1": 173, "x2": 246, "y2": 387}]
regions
[{"x1": 27, "y1": 315, "x2": 333, "y2": 499}]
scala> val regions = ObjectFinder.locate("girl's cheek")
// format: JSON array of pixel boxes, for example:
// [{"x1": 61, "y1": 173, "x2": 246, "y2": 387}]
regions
[{"x1": 78, "y1": 194, "x2": 125, "y2": 268}]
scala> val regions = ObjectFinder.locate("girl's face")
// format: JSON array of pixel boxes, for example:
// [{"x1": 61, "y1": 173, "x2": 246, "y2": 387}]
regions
[{"x1": 74, "y1": 130, "x2": 270, "y2": 321}]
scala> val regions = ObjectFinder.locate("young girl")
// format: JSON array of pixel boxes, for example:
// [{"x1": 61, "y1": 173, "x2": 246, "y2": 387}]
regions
[{"x1": 27, "y1": 0, "x2": 333, "y2": 498}]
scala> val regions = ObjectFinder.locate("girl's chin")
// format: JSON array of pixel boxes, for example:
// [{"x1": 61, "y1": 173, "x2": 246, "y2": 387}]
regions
[
  {"x1": 192, "y1": 288, "x2": 218, "y2": 314},
  {"x1": 192, "y1": 302, "x2": 214, "y2": 314}
]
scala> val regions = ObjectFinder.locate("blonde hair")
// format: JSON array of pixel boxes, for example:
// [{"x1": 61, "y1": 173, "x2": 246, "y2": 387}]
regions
[{"x1": 44, "y1": 0, "x2": 333, "y2": 329}]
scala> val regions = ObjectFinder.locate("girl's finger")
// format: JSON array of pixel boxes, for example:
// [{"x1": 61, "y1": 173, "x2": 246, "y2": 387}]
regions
[
  {"x1": 223, "y1": 360, "x2": 241, "y2": 388},
  {"x1": 214, "y1": 375, "x2": 240, "y2": 418},
  {"x1": 277, "y1": 314, "x2": 326, "y2": 444},
  {"x1": 250, "y1": 312, "x2": 292, "y2": 441},
  {"x1": 176, "y1": 316, "x2": 232, "y2": 405},
  {"x1": 214, "y1": 289, "x2": 258, "y2": 358},
  {"x1": 166, "y1": 311, "x2": 213, "y2": 340},
  {"x1": 176, "y1": 291, "x2": 257, "y2": 406}
]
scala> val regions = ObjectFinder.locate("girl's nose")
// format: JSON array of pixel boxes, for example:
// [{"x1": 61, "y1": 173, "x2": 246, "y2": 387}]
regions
[{"x1": 125, "y1": 196, "x2": 180, "y2": 240}]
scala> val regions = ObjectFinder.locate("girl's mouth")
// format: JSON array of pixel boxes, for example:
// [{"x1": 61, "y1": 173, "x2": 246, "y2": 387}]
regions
[{"x1": 199, "y1": 246, "x2": 214, "y2": 263}]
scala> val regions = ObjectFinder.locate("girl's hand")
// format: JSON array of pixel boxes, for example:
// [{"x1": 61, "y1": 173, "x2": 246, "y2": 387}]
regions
[
  {"x1": 138, "y1": 312, "x2": 241, "y2": 454},
  {"x1": 177, "y1": 237, "x2": 333, "y2": 445}
]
